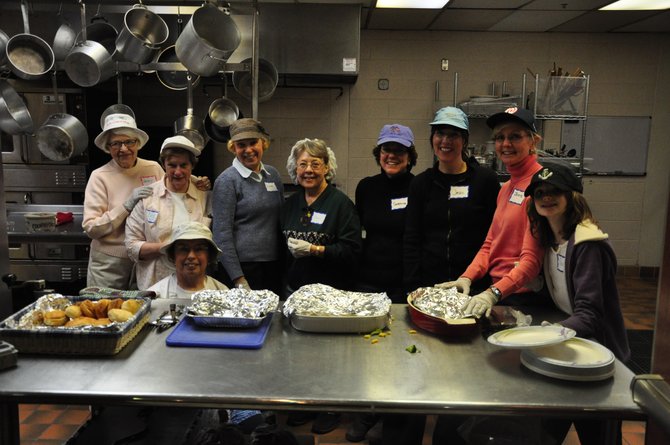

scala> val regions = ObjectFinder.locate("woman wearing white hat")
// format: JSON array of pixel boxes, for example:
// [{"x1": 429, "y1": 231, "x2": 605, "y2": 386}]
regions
[
  {"x1": 83, "y1": 113, "x2": 163, "y2": 289},
  {"x1": 125, "y1": 135, "x2": 212, "y2": 290}
]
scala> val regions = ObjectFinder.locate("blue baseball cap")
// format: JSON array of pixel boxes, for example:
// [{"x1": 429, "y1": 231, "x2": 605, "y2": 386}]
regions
[
  {"x1": 377, "y1": 124, "x2": 415, "y2": 148},
  {"x1": 430, "y1": 107, "x2": 469, "y2": 131},
  {"x1": 487, "y1": 107, "x2": 537, "y2": 133}
]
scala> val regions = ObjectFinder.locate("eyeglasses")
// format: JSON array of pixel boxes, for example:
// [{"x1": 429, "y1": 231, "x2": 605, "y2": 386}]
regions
[
  {"x1": 300, "y1": 209, "x2": 312, "y2": 226},
  {"x1": 434, "y1": 130, "x2": 462, "y2": 141},
  {"x1": 107, "y1": 139, "x2": 139, "y2": 150},
  {"x1": 533, "y1": 187, "x2": 563, "y2": 199},
  {"x1": 493, "y1": 133, "x2": 528, "y2": 144},
  {"x1": 174, "y1": 243, "x2": 210, "y2": 255},
  {"x1": 297, "y1": 161, "x2": 324, "y2": 171}
]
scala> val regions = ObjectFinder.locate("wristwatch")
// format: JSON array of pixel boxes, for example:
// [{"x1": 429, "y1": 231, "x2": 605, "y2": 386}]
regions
[{"x1": 489, "y1": 286, "x2": 503, "y2": 301}]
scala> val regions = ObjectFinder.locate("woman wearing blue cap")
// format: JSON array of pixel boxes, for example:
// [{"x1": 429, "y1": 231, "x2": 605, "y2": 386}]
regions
[
  {"x1": 403, "y1": 106, "x2": 500, "y2": 294},
  {"x1": 526, "y1": 162, "x2": 629, "y2": 444}
]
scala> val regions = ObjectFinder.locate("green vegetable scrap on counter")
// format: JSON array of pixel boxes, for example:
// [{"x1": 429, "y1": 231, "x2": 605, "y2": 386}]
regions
[{"x1": 405, "y1": 344, "x2": 420, "y2": 354}]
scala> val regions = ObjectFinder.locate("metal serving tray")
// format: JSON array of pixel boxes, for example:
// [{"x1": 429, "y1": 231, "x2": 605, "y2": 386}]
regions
[
  {"x1": 289, "y1": 313, "x2": 389, "y2": 334},
  {"x1": 186, "y1": 312, "x2": 268, "y2": 329}
]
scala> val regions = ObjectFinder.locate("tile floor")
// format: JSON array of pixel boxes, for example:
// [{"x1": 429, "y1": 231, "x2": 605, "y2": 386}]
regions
[{"x1": 16, "y1": 276, "x2": 658, "y2": 445}]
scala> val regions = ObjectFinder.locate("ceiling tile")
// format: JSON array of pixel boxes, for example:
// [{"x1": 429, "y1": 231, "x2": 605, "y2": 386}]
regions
[
  {"x1": 430, "y1": 9, "x2": 515, "y2": 31},
  {"x1": 447, "y1": 0, "x2": 528, "y2": 8},
  {"x1": 488, "y1": 10, "x2": 586, "y2": 32},
  {"x1": 367, "y1": 8, "x2": 439, "y2": 30},
  {"x1": 616, "y1": 10, "x2": 670, "y2": 32},
  {"x1": 520, "y1": 0, "x2": 612, "y2": 11},
  {"x1": 550, "y1": 10, "x2": 661, "y2": 32}
]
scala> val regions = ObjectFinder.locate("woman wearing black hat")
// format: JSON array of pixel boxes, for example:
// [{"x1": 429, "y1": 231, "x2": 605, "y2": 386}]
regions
[{"x1": 526, "y1": 162, "x2": 630, "y2": 444}]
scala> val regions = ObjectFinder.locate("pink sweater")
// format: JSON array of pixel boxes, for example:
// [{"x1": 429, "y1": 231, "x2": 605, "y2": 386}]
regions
[
  {"x1": 83, "y1": 158, "x2": 164, "y2": 258},
  {"x1": 462, "y1": 155, "x2": 543, "y2": 297}
]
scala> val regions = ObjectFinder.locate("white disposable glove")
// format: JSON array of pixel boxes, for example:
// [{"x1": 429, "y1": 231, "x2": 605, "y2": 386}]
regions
[
  {"x1": 287, "y1": 237, "x2": 312, "y2": 258},
  {"x1": 234, "y1": 277, "x2": 252, "y2": 291},
  {"x1": 124, "y1": 185, "x2": 153, "y2": 212},
  {"x1": 435, "y1": 277, "x2": 472, "y2": 295},
  {"x1": 461, "y1": 288, "x2": 499, "y2": 318},
  {"x1": 541, "y1": 320, "x2": 562, "y2": 327}
]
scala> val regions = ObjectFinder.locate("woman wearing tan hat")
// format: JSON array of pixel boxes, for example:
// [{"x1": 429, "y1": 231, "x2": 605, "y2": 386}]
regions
[
  {"x1": 125, "y1": 135, "x2": 212, "y2": 290},
  {"x1": 83, "y1": 113, "x2": 164, "y2": 289},
  {"x1": 212, "y1": 118, "x2": 285, "y2": 295}
]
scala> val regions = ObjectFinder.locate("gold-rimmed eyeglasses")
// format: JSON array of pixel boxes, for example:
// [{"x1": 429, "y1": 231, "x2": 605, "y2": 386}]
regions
[{"x1": 107, "y1": 139, "x2": 139, "y2": 150}]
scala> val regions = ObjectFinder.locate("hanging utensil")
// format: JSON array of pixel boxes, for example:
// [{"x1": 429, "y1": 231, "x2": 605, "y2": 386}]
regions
[
  {"x1": 6, "y1": 0, "x2": 55, "y2": 80},
  {"x1": 155, "y1": 7, "x2": 200, "y2": 90},
  {"x1": 52, "y1": 2, "x2": 77, "y2": 61},
  {"x1": 204, "y1": 75, "x2": 240, "y2": 143},
  {"x1": 99, "y1": 73, "x2": 135, "y2": 127},
  {"x1": 115, "y1": 2, "x2": 168, "y2": 65},
  {"x1": 173, "y1": 73, "x2": 207, "y2": 152},
  {"x1": 232, "y1": 58, "x2": 278, "y2": 103},
  {"x1": 0, "y1": 79, "x2": 34, "y2": 135},
  {"x1": 0, "y1": 28, "x2": 9, "y2": 67},
  {"x1": 35, "y1": 71, "x2": 89, "y2": 161}
]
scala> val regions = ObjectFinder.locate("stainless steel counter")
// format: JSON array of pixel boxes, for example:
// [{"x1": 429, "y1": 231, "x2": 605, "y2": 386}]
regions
[
  {"x1": 0, "y1": 302, "x2": 644, "y2": 444},
  {"x1": 6, "y1": 204, "x2": 88, "y2": 244}
]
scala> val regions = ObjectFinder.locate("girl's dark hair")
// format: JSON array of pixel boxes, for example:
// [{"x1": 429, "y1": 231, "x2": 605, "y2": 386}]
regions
[
  {"x1": 372, "y1": 144, "x2": 418, "y2": 171},
  {"x1": 430, "y1": 126, "x2": 469, "y2": 161},
  {"x1": 528, "y1": 191, "x2": 597, "y2": 248}
]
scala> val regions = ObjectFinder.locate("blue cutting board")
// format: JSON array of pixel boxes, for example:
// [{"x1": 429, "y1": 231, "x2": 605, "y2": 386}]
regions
[{"x1": 165, "y1": 314, "x2": 273, "y2": 349}]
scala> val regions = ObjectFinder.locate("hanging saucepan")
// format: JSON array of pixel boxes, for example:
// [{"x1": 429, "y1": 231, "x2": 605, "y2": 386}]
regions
[
  {"x1": 173, "y1": 73, "x2": 208, "y2": 152},
  {"x1": 204, "y1": 76, "x2": 240, "y2": 143},
  {"x1": 35, "y1": 72, "x2": 88, "y2": 161},
  {"x1": 155, "y1": 45, "x2": 200, "y2": 90},
  {"x1": 81, "y1": 4, "x2": 118, "y2": 56},
  {"x1": 116, "y1": 4, "x2": 168, "y2": 65},
  {"x1": 175, "y1": 3, "x2": 241, "y2": 77},
  {"x1": 0, "y1": 29, "x2": 9, "y2": 66},
  {"x1": 99, "y1": 73, "x2": 135, "y2": 127},
  {"x1": 64, "y1": 2, "x2": 115, "y2": 87},
  {"x1": 0, "y1": 79, "x2": 33, "y2": 135},
  {"x1": 6, "y1": 0, "x2": 55, "y2": 80},
  {"x1": 232, "y1": 58, "x2": 278, "y2": 103},
  {"x1": 52, "y1": 3, "x2": 77, "y2": 61}
]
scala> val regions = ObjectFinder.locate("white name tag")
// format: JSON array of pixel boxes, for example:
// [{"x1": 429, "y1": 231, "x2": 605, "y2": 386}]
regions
[
  {"x1": 557, "y1": 252, "x2": 566, "y2": 273},
  {"x1": 450, "y1": 185, "x2": 469, "y2": 199},
  {"x1": 265, "y1": 182, "x2": 278, "y2": 192},
  {"x1": 391, "y1": 197, "x2": 408, "y2": 210},
  {"x1": 140, "y1": 176, "x2": 157, "y2": 186},
  {"x1": 311, "y1": 211, "x2": 326, "y2": 225},
  {"x1": 509, "y1": 189, "x2": 525, "y2": 205},
  {"x1": 146, "y1": 209, "x2": 158, "y2": 224}
]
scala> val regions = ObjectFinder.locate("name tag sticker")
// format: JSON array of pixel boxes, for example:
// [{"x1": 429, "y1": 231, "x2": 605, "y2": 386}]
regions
[
  {"x1": 391, "y1": 197, "x2": 408, "y2": 210},
  {"x1": 557, "y1": 253, "x2": 566, "y2": 273},
  {"x1": 140, "y1": 176, "x2": 157, "y2": 186},
  {"x1": 146, "y1": 209, "x2": 158, "y2": 224},
  {"x1": 450, "y1": 185, "x2": 469, "y2": 199},
  {"x1": 509, "y1": 189, "x2": 525, "y2": 205},
  {"x1": 311, "y1": 212, "x2": 326, "y2": 225},
  {"x1": 265, "y1": 182, "x2": 278, "y2": 192}
]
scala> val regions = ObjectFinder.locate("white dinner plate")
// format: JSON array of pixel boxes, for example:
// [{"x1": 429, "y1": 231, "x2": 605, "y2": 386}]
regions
[
  {"x1": 520, "y1": 337, "x2": 615, "y2": 381},
  {"x1": 487, "y1": 325, "x2": 576, "y2": 348}
]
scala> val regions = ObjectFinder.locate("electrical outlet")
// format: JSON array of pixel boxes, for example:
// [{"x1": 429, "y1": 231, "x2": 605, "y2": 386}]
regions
[{"x1": 441, "y1": 59, "x2": 449, "y2": 71}]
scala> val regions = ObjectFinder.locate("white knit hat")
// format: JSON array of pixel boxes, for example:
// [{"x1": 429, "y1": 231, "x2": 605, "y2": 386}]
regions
[
  {"x1": 160, "y1": 135, "x2": 201, "y2": 157},
  {"x1": 94, "y1": 113, "x2": 149, "y2": 153}
]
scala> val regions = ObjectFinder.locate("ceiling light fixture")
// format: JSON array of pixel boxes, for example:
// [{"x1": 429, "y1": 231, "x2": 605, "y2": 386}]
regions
[
  {"x1": 600, "y1": 0, "x2": 670, "y2": 10},
  {"x1": 377, "y1": 0, "x2": 450, "y2": 8}
]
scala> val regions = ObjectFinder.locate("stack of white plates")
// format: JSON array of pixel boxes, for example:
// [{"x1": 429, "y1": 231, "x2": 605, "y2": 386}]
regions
[{"x1": 488, "y1": 326, "x2": 615, "y2": 381}]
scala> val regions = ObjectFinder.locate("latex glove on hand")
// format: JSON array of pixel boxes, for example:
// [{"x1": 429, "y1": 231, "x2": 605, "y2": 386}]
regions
[
  {"x1": 461, "y1": 288, "x2": 499, "y2": 318},
  {"x1": 234, "y1": 277, "x2": 252, "y2": 291},
  {"x1": 192, "y1": 175, "x2": 211, "y2": 191},
  {"x1": 287, "y1": 237, "x2": 312, "y2": 258},
  {"x1": 435, "y1": 277, "x2": 472, "y2": 295},
  {"x1": 541, "y1": 320, "x2": 562, "y2": 327},
  {"x1": 124, "y1": 185, "x2": 153, "y2": 212}
]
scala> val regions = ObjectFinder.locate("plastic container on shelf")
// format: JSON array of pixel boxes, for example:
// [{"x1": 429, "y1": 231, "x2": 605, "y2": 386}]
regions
[{"x1": 536, "y1": 76, "x2": 587, "y2": 116}]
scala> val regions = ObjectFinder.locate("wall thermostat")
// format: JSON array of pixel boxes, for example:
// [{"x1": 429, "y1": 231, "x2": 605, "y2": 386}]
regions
[{"x1": 378, "y1": 79, "x2": 389, "y2": 90}]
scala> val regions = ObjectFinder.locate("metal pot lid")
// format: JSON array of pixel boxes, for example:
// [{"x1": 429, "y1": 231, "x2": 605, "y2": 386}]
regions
[
  {"x1": 156, "y1": 45, "x2": 200, "y2": 91},
  {"x1": 0, "y1": 80, "x2": 34, "y2": 135}
]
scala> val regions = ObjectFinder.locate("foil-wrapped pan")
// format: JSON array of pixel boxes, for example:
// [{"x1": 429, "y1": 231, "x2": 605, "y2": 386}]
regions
[
  {"x1": 282, "y1": 283, "x2": 391, "y2": 317},
  {"x1": 409, "y1": 286, "x2": 471, "y2": 320},
  {"x1": 187, "y1": 288, "x2": 279, "y2": 328}
]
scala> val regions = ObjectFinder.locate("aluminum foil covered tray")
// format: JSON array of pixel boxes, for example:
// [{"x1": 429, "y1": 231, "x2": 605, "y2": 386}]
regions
[
  {"x1": 407, "y1": 287, "x2": 478, "y2": 337},
  {"x1": 187, "y1": 288, "x2": 279, "y2": 328},
  {"x1": 283, "y1": 284, "x2": 391, "y2": 333}
]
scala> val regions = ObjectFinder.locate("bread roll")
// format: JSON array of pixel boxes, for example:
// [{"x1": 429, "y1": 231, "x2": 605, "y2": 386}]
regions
[
  {"x1": 44, "y1": 310, "x2": 67, "y2": 326},
  {"x1": 121, "y1": 299, "x2": 142, "y2": 314},
  {"x1": 108, "y1": 308, "x2": 133, "y2": 323},
  {"x1": 80, "y1": 300, "x2": 96, "y2": 318},
  {"x1": 95, "y1": 299, "x2": 111, "y2": 319},
  {"x1": 93, "y1": 318, "x2": 111, "y2": 326},
  {"x1": 110, "y1": 298, "x2": 124, "y2": 310},
  {"x1": 65, "y1": 317, "x2": 97, "y2": 327},
  {"x1": 65, "y1": 305, "x2": 82, "y2": 319}
]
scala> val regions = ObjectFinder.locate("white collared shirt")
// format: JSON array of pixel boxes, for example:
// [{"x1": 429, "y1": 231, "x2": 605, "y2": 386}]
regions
[{"x1": 232, "y1": 157, "x2": 268, "y2": 183}]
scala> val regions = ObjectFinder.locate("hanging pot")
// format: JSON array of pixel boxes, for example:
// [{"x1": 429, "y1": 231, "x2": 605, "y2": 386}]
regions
[
  {"x1": 175, "y1": 3, "x2": 241, "y2": 77},
  {"x1": 204, "y1": 76, "x2": 239, "y2": 143},
  {"x1": 35, "y1": 72, "x2": 88, "y2": 161},
  {"x1": 78, "y1": 6, "x2": 118, "y2": 56},
  {"x1": 0, "y1": 29, "x2": 9, "y2": 66},
  {"x1": 173, "y1": 73, "x2": 207, "y2": 152},
  {"x1": 155, "y1": 45, "x2": 200, "y2": 91},
  {"x1": 52, "y1": 3, "x2": 77, "y2": 62},
  {"x1": 6, "y1": 0, "x2": 55, "y2": 80},
  {"x1": 99, "y1": 74, "x2": 135, "y2": 127},
  {"x1": 232, "y1": 58, "x2": 278, "y2": 103},
  {"x1": 0, "y1": 79, "x2": 33, "y2": 135},
  {"x1": 65, "y1": 3, "x2": 115, "y2": 87},
  {"x1": 204, "y1": 107, "x2": 242, "y2": 144},
  {"x1": 116, "y1": 4, "x2": 168, "y2": 65}
]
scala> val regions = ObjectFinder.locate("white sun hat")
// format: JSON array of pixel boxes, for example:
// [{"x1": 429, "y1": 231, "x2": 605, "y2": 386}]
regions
[{"x1": 94, "y1": 113, "x2": 149, "y2": 153}]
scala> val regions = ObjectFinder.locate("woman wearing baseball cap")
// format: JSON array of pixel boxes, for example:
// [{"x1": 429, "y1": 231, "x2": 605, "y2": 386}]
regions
[
  {"x1": 526, "y1": 163, "x2": 630, "y2": 444},
  {"x1": 125, "y1": 135, "x2": 212, "y2": 290},
  {"x1": 404, "y1": 106, "x2": 500, "y2": 294},
  {"x1": 437, "y1": 107, "x2": 546, "y2": 316}
]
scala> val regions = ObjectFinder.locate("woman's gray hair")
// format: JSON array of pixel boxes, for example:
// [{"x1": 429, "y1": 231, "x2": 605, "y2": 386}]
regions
[{"x1": 286, "y1": 138, "x2": 337, "y2": 184}]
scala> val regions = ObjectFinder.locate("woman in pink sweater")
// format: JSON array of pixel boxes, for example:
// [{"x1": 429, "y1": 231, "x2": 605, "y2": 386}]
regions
[{"x1": 437, "y1": 108, "x2": 545, "y2": 317}]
